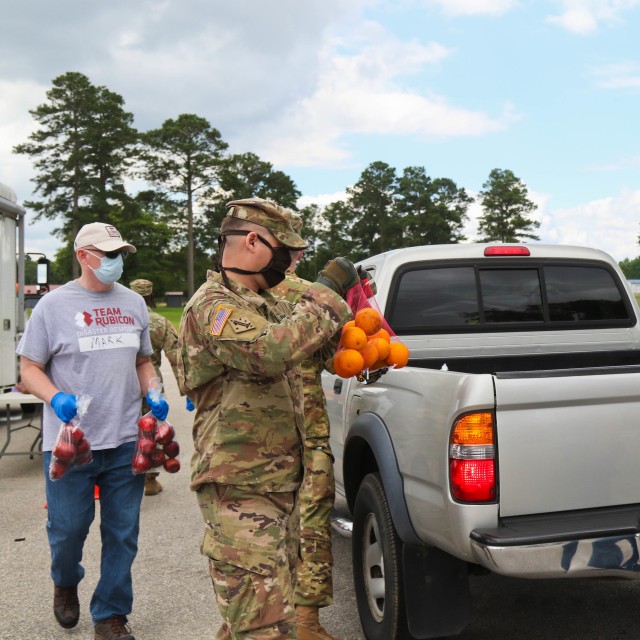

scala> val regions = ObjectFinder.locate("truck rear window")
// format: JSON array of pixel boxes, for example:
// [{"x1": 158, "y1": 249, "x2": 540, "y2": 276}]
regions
[{"x1": 388, "y1": 261, "x2": 633, "y2": 333}]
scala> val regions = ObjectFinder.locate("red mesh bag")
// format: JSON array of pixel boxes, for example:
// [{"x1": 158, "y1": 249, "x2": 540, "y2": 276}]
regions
[
  {"x1": 333, "y1": 274, "x2": 408, "y2": 379},
  {"x1": 345, "y1": 279, "x2": 396, "y2": 338}
]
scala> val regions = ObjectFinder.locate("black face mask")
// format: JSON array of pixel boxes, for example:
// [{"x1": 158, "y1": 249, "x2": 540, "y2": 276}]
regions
[{"x1": 218, "y1": 231, "x2": 292, "y2": 288}]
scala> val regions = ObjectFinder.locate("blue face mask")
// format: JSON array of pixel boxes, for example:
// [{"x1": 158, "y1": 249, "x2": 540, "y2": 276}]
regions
[{"x1": 86, "y1": 251, "x2": 124, "y2": 284}]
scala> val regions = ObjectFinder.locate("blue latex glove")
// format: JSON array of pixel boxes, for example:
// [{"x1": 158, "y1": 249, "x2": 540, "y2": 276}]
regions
[
  {"x1": 51, "y1": 392, "x2": 78, "y2": 422},
  {"x1": 146, "y1": 391, "x2": 169, "y2": 421},
  {"x1": 185, "y1": 397, "x2": 195, "y2": 412}
]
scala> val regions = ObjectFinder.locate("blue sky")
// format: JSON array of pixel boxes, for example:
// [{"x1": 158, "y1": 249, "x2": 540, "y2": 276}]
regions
[{"x1": 2, "y1": 0, "x2": 640, "y2": 261}]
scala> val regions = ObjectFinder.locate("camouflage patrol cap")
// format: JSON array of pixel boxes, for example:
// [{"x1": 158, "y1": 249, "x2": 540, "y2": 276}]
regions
[
  {"x1": 130, "y1": 278, "x2": 153, "y2": 296},
  {"x1": 225, "y1": 198, "x2": 308, "y2": 250},
  {"x1": 282, "y1": 209, "x2": 303, "y2": 234}
]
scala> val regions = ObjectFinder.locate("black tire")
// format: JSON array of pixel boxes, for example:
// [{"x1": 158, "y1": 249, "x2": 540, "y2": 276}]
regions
[{"x1": 352, "y1": 472, "x2": 413, "y2": 640}]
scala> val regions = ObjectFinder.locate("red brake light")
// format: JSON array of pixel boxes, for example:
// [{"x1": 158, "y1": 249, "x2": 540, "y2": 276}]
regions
[
  {"x1": 450, "y1": 460, "x2": 496, "y2": 501},
  {"x1": 450, "y1": 411, "x2": 496, "y2": 503},
  {"x1": 484, "y1": 246, "x2": 530, "y2": 256}
]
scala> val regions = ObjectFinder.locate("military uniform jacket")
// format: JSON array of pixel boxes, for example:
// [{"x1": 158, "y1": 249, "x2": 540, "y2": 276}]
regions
[
  {"x1": 148, "y1": 307, "x2": 180, "y2": 382},
  {"x1": 178, "y1": 270, "x2": 352, "y2": 492},
  {"x1": 270, "y1": 271, "x2": 344, "y2": 440}
]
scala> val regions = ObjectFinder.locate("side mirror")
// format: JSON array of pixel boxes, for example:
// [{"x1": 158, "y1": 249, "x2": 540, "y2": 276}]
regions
[{"x1": 36, "y1": 257, "x2": 50, "y2": 285}]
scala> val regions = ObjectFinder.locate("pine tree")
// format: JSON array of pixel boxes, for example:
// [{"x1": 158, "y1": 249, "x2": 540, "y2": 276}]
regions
[
  {"x1": 396, "y1": 166, "x2": 471, "y2": 246},
  {"x1": 477, "y1": 168, "x2": 540, "y2": 243},
  {"x1": 13, "y1": 72, "x2": 138, "y2": 276},
  {"x1": 347, "y1": 161, "x2": 398, "y2": 256},
  {"x1": 140, "y1": 114, "x2": 228, "y2": 297},
  {"x1": 201, "y1": 152, "x2": 301, "y2": 256}
]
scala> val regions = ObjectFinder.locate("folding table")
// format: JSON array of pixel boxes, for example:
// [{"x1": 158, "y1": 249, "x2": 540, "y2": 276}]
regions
[{"x1": 0, "y1": 391, "x2": 44, "y2": 460}]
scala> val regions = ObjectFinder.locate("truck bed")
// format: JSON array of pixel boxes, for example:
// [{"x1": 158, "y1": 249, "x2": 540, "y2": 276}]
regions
[{"x1": 408, "y1": 349, "x2": 640, "y2": 374}]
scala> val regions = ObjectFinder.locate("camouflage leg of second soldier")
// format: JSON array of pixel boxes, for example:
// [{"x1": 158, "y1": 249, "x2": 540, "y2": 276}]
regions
[
  {"x1": 287, "y1": 491, "x2": 300, "y2": 582},
  {"x1": 196, "y1": 483, "x2": 298, "y2": 639},
  {"x1": 295, "y1": 440, "x2": 335, "y2": 607}
]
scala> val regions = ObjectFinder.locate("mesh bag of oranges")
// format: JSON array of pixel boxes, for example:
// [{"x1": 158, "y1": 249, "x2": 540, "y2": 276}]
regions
[{"x1": 332, "y1": 277, "x2": 410, "y2": 379}]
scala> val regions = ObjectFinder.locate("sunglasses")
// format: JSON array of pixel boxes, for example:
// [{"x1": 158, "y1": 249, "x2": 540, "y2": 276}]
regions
[
  {"x1": 86, "y1": 248, "x2": 129, "y2": 261},
  {"x1": 104, "y1": 250, "x2": 128, "y2": 260}
]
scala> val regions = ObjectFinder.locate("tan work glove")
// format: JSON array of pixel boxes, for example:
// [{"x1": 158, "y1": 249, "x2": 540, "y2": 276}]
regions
[{"x1": 316, "y1": 257, "x2": 359, "y2": 298}]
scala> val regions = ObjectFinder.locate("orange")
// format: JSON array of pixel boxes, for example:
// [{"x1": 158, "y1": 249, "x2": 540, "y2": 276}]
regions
[
  {"x1": 371, "y1": 337, "x2": 390, "y2": 361},
  {"x1": 333, "y1": 349, "x2": 365, "y2": 378},
  {"x1": 341, "y1": 326, "x2": 368, "y2": 351},
  {"x1": 386, "y1": 341, "x2": 410, "y2": 368},
  {"x1": 369, "y1": 358, "x2": 388, "y2": 371},
  {"x1": 341, "y1": 320, "x2": 356, "y2": 333},
  {"x1": 370, "y1": 328, "x2": 390, "y2": 342},
  {"x1": 360, "y1": 341, "x2": 379, "y2": 369},
  {"x1": 354, "y1": 307, "x2": 382, "y2": 336}
]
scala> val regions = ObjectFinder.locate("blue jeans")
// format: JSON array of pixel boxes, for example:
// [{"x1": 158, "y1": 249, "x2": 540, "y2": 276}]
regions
[{"x1": 44, "y1": 441, "x2": 145, "y2": 624}]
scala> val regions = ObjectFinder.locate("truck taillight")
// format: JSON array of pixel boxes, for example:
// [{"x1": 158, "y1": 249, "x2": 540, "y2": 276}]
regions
[
  {"x1": 449, "y1": 412, "x2": 496, "y2": 503},
  {"x1": 484, "y1": 245, "x2": 530, "y2": 256}
]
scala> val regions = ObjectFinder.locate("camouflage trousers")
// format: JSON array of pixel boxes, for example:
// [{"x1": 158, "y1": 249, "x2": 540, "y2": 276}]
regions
[
  {"x1": 196, "y1": 483, "x2": 298, "y2": 639},
  {"x1": 293, "y1": 437, "x2": 335, "y2": 607}
]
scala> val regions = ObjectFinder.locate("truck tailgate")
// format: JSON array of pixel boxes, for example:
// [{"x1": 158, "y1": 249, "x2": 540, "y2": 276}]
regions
[{"x1": 495, "y1": 366, "x2": 640, "y2": 517}]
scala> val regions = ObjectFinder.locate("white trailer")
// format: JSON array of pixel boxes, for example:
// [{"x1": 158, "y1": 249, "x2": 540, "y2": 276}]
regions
[{"x1": 0, "y1": 182, "x2": 26, "y2": 392}]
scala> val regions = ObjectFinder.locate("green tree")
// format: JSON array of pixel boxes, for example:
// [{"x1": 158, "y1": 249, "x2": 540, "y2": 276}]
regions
[
  {"x1": 477, "y1": 168, "x2": 540, "y2": 242},
  {"x1": 201, "y1": 152, "x2": 301, "y2": 255},
  {"x1": 395, "y1": 166, "x2": 471, "y2": 246},
  {"x1": 619, "y1": 257, "x2": 640, "y2": 279},
  {"x1": 295, "y1": 202, "x2": 356, "y2": 280},
  {"x1": 140, "y1": 114, "x2": 228, "y2": 297},
  {"x1": 347, "y1": 161, "x2": 398, "y2": 256},
  {"x1": 87, "y1": 85, "x2": 138, "y2": 217},
  {"x1": 14, "y1": 72, "x2": 138, "y2": 277}
]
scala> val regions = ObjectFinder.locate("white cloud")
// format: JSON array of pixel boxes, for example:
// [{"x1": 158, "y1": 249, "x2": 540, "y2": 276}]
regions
[
  {"x1": 250, "y1": 26, "x2": 516, "y2": 167},
  {"x1": 0, "y1": 79, "x2": 68, "y2": 258},
  {"x1": 547, "y1": 0, "x2": 640, "y2": 34},
  {"x1": 463, "y1": 187, "x2": 640, "y2": 261},
  {"x1": 0, "y1": 79, "x2": 47, "y2": 193},
  {"x1": 535, "y1": 190, "x2": 640, "y2": 260},
  {"x1": 422, "y1": 0, "x2": 520, "y2": 16},
  {"x1": 298, "y1": 191, "x2": 347, "y2": 209},
  {"x1": 591, "y1": 60, "x2": 640, "y2": 89},
  {"x1": 1, "y1": 3, "x2": 517, "y2": 178},
  {"x1": 586, "y1": 155, "x2": 640, "y2": 171}
]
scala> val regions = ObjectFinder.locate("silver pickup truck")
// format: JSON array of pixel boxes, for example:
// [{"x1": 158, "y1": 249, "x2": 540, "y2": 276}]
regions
[{"x1": 323, "y1": 243, "x2": 640, "y2": 640}]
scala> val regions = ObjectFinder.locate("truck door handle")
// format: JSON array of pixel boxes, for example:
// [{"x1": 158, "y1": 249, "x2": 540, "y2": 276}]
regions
[{"x1": 333, "y1": 379, "x2": 343, "y2": 394}]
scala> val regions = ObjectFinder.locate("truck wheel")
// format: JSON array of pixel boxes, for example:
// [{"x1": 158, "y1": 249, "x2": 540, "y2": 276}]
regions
[{"x1": 352, "y1": 473, "x2": 413, "y2": 640}]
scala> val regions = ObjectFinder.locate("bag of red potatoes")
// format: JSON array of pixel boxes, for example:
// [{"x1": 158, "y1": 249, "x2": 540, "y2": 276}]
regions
[{"x1": 49, "y1": 395, "x2": 93, "y2": 481}]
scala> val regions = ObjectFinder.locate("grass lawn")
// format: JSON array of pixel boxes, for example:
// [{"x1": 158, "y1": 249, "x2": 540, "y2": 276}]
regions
[{"x1": 155, "y1": 306, "x2": 184, "y2": 330}]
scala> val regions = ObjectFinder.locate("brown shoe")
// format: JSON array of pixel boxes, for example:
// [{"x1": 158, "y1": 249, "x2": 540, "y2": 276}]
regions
[
  {"x1": 94, "y1": 615, "x2": 134, "y2": 640},
  {"x1": 296, "y1": 605, "x2": 338, "y2": 640},
  {"x1": 144, "y1": 473, "x2": 163, "y2": 496},
  {"x1": 53, "y1": 584, "x2": 79, "y2": 628}
]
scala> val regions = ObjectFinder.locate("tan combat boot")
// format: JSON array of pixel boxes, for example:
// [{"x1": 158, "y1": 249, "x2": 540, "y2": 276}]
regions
[
  {"x1": 295, "y1": 605, "x2": 338, "y2": 640},
  {"x1": 144, "y1": 473, "x2": 162, "y2": 496}
]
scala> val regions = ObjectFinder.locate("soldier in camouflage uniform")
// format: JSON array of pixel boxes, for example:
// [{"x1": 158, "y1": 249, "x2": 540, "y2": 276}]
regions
[
  {"x1": 130, "y1": 278, "x2": 180, "y2": 496},
  {"x1": 177, "y1": 198, "x2": 357, "y2": 639},
  {"x1": 269, "y1": 213, "x2": 339, "y2": 640}
]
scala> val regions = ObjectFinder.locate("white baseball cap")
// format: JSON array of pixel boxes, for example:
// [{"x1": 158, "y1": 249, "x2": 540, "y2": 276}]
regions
[{"x1": 74, "y1": 222, "x2": 136, "y2": 253}]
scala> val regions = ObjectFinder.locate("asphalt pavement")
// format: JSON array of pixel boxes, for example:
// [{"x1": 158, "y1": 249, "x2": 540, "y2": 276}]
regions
[
  {"x1": 6, "y1": 360, "x2": 640, "y2": 640},
  {"x1": 0, "y1": 359, "x2": 365, "y2": 640}
]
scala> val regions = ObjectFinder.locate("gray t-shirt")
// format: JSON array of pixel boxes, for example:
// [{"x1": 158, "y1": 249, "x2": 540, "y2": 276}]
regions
[{"x1": 17, "y1": 280, "x2": 153, "y2": 451}]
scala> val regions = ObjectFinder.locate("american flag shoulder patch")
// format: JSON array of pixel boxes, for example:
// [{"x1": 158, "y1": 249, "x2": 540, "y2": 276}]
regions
[{"x1": 210, "y1": 305, "x2": 233, "y2": 336}]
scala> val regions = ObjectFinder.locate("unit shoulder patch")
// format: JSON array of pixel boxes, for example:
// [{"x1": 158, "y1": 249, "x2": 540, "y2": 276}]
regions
[{"x1": 228, "y1": 315, "x2": 256, "y2": 333}]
